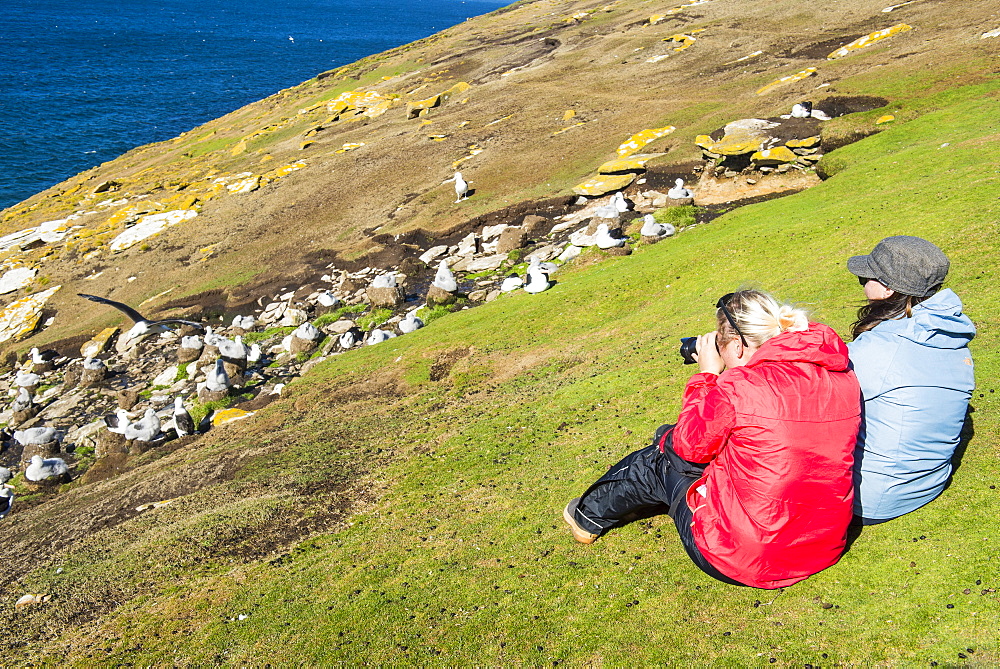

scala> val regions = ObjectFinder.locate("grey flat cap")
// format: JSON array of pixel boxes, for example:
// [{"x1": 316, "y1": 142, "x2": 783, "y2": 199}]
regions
[{"x1": 848, "y1": 236, "x2": 949, "y2": 297}]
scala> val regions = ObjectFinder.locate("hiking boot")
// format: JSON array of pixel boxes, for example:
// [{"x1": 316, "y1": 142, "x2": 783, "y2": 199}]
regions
[{"x1": 563, "y1": 497, "x2": 598, "y2": 545}]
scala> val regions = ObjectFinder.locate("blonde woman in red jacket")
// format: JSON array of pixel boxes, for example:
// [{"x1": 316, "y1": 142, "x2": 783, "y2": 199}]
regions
[{"x1": 564, "y1": 289, "x2": 862, "y2": 589}]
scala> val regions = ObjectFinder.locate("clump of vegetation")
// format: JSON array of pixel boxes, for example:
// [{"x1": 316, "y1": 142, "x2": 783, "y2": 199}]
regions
[
  {"x1": 243, "y1": 326, "x2": 295, "y2": 345},
  {"x1": 332, "y1": 304, "x2": 366, "y2": 320},
  {"x1": 356, "y1": 308, "x2": 393, "y2": 331},
  {"x1": 311, "y1": 312, "x2": 341, "y2": 329},
  {"x1": 652, "y1": 205, "x2": 696, "y2": 229},
  {"x1": 417, "y1": 304, "x2": 454, "y2": 325}
]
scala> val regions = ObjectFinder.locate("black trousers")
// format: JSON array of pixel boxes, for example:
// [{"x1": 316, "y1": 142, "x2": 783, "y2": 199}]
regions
[{"x1": 573, "y1": 425, "x2": 744, "y2": 586}]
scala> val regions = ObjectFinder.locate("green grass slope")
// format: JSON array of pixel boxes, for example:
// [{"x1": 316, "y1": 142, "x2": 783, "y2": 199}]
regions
[{"x1": 10, "y1": 79, "x2": 998, "y2": 664}]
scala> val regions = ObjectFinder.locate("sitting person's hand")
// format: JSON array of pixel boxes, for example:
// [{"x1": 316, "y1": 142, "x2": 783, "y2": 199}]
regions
[{"x1": 695, "y1": 330, "x2": 725, "y2": 375}]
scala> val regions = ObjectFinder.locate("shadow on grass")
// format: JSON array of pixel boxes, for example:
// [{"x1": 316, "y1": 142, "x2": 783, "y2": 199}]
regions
[{"x1": 846, "y1": 404, "x2": 976, "y2": 551}]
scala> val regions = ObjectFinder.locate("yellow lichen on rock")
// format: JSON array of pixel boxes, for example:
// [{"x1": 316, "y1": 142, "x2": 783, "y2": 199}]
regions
[
  {"x1": 452, "y1": 145, "x2": 484, "y2": 169},
  {"x1": 441, "y1": 81, "x2": 471, "y2": 102},
  {"x1": 694, "y1": 135, "x2": 716, "y2": 150},
  {"x1": 326, "y1": 90, "x2": 387, "y2": 114},
  {"x1": 876, "y1": 114, "x2": 896, "y2": 124},
  {"x1": 553, "y1": 122, "x2": 586, "y2": 136},
  {"x1": 562, "y1": 110, "x2": 576, "y2": 121},
  {"x1": 786, "y1": 135, "x2": 821, "y2": 148},
  {"x1": 81, "y1": 326, "x2": 119, "y2": 358},
  {"x1": 648, "y1": 14, "x2": 665, "y2": 24},
  {"x1": 598, "y1": 153, "x2": 665, "y2": 174},
  {"x1": 0, "y1": 286, "x2": 61, "y2": 345},
  {"x1": 828, "y1": 24, "x2": 911, "y2": 59},
  {"x1": 212, "y1": 407, "x2": 256, "y2": 426},
  {"x1": 407, "y1": 94, "x2": 441, "y2": 119},
  {"x1": 751, "y1": 146, "x2": 799, "y2": 166},
  {"x1": 266, "y1": 162, "x2": 306, "y2": 180},
  {"x1": 756, "y1": 67, "x2": 818, "y2": 95},
  {"x1": 336, "y1": 143, "x2": 366, "y2": 153},
  {"x1": 663, "y1": 34, "x2": 697, "y2": 52},
  {"x1": 572, "y1": 173, "x2": 636, "y2": 196},
  {"x1": 616, "y1": 126, "x2": 676, "y2": 157}
]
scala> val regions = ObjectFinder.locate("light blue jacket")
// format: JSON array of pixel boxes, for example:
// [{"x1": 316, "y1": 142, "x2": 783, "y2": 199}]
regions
[{"x1": 848, "y1": 289, "x2": 975, "y2": 520}]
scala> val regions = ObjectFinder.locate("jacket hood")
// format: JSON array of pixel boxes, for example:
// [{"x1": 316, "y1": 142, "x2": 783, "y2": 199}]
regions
[
  {"x1": 747, "y1": 322, "x2": 850, "y2": 371},
  {"x1": 873, "y1": 289, "x2": 975, "y2": 349}
]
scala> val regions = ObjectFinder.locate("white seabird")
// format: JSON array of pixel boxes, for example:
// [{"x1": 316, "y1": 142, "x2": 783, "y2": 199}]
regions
[
  {"x1": 399, "y1": 312, "x2": 424, "y2": 334},
  {"x1": 523, "y1": 258, "x2": 552, "y2": 294},
  {"x1": 448, "y1": 171, "x2": 469, "y2": 202},
  {"x1": 366, "y1": 328, "x2": 396, "y2": 345},
  {"x1": 14, "y1": 371, "x2": 40, "y2": 388},
  {"x1": 231, "y1": 315, "x2": 256, "y2": 330},
  {"x1": 206, "y1": 359, "x2": 231, "y2": 392},
  {"x1": 11, "y1": 387, "x2": 33, "y2": 412},
  {"x1": 640, "y1": 214, "x2": 675, "y2": 238},
  {"x1": 124, "y1": 407, "x2": 161, "y2": 442},
  {"x1": 371, "y1": 273, "x2": 397, "y2": 288},
  {"x1": 339, "y1": 330, "x2": 357, "y2": 349},
  {"x1": 668, "y1": 178, "x2": 692, "y2": 199},
  {"x1": 172, "y1": 397, "x2": 195, "y2": 437},
  {"x1": 433, "y1": 259, "x2": 458, "y2": 292},
  {"x1": 791, "y1": 101, "x2": 813, "y2": 118},
  {"x1": 77, "y1": 293, "x2": 204, "y2": 348},
  {"x1": 25, "y1": 455, "x2": 69, "y2": 482},
  {"x1": 500, "y1": 275, "x2": 524, "y2": 292},
  {"x1": 595, "y1": 223, "x2": 626, "y2": 249},
  {"x1": 247, "y1": 343, "x2": 263, "y2": 364},
  {"x1": 218, "y1": 335, "x2": 249, "y2": 361},
  {"x1": 611, "y1": 191, "x2": 629, "y2": 213},
  {"x1": 30, "y1": 347, "x2": 57, "y2": 367},
  {"x1": 104, "y1": 408, "x2": 132, "y2": 434},
  {"x1": 0, "y1": 486, "x2": 13, "y2": 520},
  {"x1": 14, "y1": 426, "x2": 56, "y2": 445},
  {"x1": 83, "y1": 357, "x2": 106, "y2": 370},
  {"x1": 317, "y1": 291, "x2": 340, "y2": 308}
]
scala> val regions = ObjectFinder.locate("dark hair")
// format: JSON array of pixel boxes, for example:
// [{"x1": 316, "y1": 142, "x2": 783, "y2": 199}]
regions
[{"x1": 851, "y1": 291, "x2": 931, "y2": 339}]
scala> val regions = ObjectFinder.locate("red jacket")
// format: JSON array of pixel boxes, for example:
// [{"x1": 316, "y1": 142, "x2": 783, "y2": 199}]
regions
[{"x1": 672, "y1": 323, "x2": 861, "y2": 589}]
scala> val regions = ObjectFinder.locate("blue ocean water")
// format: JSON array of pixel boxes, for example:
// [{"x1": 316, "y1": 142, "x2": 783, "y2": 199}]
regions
[{"x1": 0, "y1": 0, "x2": 507, "y2": 210}]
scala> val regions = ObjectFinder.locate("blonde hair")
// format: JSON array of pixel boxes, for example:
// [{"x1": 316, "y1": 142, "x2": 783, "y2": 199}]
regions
[{"x1": 717, "y1": 289, "x2": 809, "y2": 348}]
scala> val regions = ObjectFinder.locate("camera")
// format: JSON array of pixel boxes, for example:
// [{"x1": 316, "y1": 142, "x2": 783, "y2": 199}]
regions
[{"x1": 679, "y1": 337, "x2": 698, "y2": 365}]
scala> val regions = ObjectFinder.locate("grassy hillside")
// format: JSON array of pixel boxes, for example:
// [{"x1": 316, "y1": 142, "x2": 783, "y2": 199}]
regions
[{"x1": 5, "y1": 70, "x2": 998, "y2": 664}]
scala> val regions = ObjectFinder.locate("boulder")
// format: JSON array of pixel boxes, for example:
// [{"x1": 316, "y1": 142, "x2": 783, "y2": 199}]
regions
[
  {"x1": 616, "y1": 126, "x2": 676, "y2": 157},
  {"x1": 572, "y1": 174, "x2": 636, "y2": 197},
  {"x1": 11, "y1": 406, "x2": 39, "y2": 426},
  {"x1": 117, "y1": 388, "x2": 142, "y2": 411},
  {"x1": 366, "y1": 285, "x2": 404, "y2": 308},
  {"x1": 79, "y1": 365, "x2": 107, "y2": 388},
  {"x1": 697, "y1": 119, "x2": 779, "y2": 156},
  {"x1": 322, "y1": 319, "x2": 357, "y2": 335},
  {"x1": 177, "y1": 345, "x2": 202, "y2": 363},
  {"x1": 0, "y1": 267, "x2": 37, "y2": 295},
  {"x1": 198, "y1": 387, "x2": 230, "y2": 404},
  {"x1": 495, "y1": 227, "x2": 527, "y2": 254},
  {"x1": 603, "y1": 245, "x2": 633, "y2": 257},
  {"x1": 278, "y1": 308, "x2": 309, "y2": 327},
  {"x1": 419, "y1": 245, "x2": 449, "y2": 265},
  {"x1": 426, "y1": 285, "x2": 457, "y2": 306},
  {"x1": 20, "y1": 440, "x2": 60, "y2": 469},
  {"x1": 521, "y1": 215, "x2": 552, "y2": 237},
  {"x1": 0, "y1": 286, "x2": 61, "y2": 346},
  {"x1": 289, "y1": 336, "x2": 319, "y2": 355},
  {"x1": 597, "y1": 153, "x2": 665, "y2": 174},
  {"x1": 751, "y1": 146, "x2": 799, "y2": 166},
  {"x1": 109, "y1": 210, "x2": 197, "y2": 252}
]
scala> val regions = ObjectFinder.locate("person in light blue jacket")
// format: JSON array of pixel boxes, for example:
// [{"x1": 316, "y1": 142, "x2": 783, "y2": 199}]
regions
[{"x1": 847, "y1": 236, "x2": 975, "y2": 524}]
